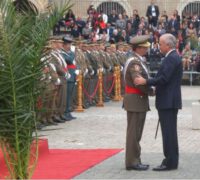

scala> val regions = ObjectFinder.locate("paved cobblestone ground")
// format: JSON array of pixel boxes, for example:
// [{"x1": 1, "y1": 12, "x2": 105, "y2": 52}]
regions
[{"x1": 39, "y1": 86, "x2": 200, "y2": 179}]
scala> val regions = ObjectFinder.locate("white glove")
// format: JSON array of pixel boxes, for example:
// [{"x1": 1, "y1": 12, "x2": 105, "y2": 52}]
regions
[
  {"x1": 100, "y1": 67, "x2": 104, "y2": 72},
  {"x1": 90, "y1": 69, "x2": 94, "y2": 76},
  {"x1": 48, "y1": 76, "x2": 52, "y2": 80},
  {"x1": 121, "y1": 66, "x2": 123, "y2": 71},
  {"x1": 84, "y1": 68, "x2": 88, "y2": 76},
  {"x1": 71, "y1": 45, "x2": 75, "y2": 52},
  {"x1": 73, "y1": 60, "x2": 76, "y2": 65},
  {"x1": 65, "y1": 73, "x2": 71, "y2": 79},
  {"x1": 75, "y1": 69, "x2": 80, "y2": 75},
  {"x1": 85, "y1": 68, "x2": 88, "y2": 74},
  {"x1": 40, "y1": 57, "x2": 46, "y2": 62},
  {"x1": 55, "y1": 78, "x2": 61, "y2": 85}
]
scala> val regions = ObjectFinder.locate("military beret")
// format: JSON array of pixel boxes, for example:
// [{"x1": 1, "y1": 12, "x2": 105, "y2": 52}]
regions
[{"x1": 129, "y1": 35, "x2": 150, "y2": 47}]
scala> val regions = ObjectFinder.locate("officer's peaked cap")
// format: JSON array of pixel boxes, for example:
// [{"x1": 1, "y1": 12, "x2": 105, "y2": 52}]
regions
[{"x1": 130, "y1": 35, "x2": 150, "y2": 48}]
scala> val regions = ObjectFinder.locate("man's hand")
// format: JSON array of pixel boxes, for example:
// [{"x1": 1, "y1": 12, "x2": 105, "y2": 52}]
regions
[
  {"x1": 134, "y1": 76, "x2": 147, "y2": 85},
  {"x1": 149, "y1": 86, "x2": 156, "y2": 96}
]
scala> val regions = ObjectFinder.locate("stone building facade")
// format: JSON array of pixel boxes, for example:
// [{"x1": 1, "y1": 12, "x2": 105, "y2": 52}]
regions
[
  {"x1": 16, "y1": 0, "x2": 200, "y2": 18},
  {"x1": 71, "y1": 0, "x2": 200, "y2": 18}
]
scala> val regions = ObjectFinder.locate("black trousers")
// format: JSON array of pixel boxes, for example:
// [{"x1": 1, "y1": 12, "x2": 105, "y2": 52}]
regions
[
  {"x1": 148, "y1": 17, "x2": 158, "y2": 27},
  {"x1": 65, "y1": 81, "x2": 75, "y2": 114},
  {"x1": 158, "y1": 109, "x2": 179, "y2": 169}
]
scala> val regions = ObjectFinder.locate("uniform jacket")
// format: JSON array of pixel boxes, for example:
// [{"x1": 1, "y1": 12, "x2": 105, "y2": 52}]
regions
[
  {"x1": 123, "y1": 53, "x2": 150, "y2": 112},
  {"x1": 147, "y1": 50, "x2": 182, "y2": 110},
  {"x1": 61, "y1": 49, "x2": 76, "y2": 82}
]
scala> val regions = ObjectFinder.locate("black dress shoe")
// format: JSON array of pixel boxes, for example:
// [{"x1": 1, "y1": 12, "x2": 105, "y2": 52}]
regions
[
  {"x1": 67, "y1": 113, "x2": 77, "y2": 120},
  {"x1": 152, "y1": 165, "x2": 177, "y2": 171},
  {"x1": 52, "y1": 117, "x2": 65, "y2": 123},
  {"x1": 63, "y1": 115, "x2": 73, "y2": 121},
  {"x1": 60, "y1": 115, "x2": 72, "y2": 121},
  {"x1": 36, "y1": 123, "x2": 45, "y2": 130},
  {"x1": 126, "y1": 163, "x2": 149, "y2": 171},
  {"x1": 60, "y1": 115, "x2": 68, "y2": 120},
  {"x1": 41, "y1": 122, "x2": 49, "y2": 126}
]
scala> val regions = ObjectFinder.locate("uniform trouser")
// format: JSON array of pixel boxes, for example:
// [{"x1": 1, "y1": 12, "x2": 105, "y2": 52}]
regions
[
  {"x1": 125, "y1": 111, "x2": 146, "y2": 167},
  {"x1": 89, "y1": 76, "x2": 98, "y2": 104},
  {"x1": 41, "y1": 85, "x2": 57, "y2": 122},
  {"x1": 83, "y1": 77, "x2": 90, "y2": 106},
  {"x1": 55, "y1": 81, "x2": 67, "y2": 116},
  {"x1": 158, "y1": 109, "x2": 179, "y2": 169},
  {"x1": 65, "y1": 81, "x2": 75, "y2": 114}
]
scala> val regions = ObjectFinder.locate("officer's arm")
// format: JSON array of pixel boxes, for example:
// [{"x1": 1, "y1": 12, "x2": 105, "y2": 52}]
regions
[{"x1": 130, "y1": 64, "x2": 148, "y2": 93}]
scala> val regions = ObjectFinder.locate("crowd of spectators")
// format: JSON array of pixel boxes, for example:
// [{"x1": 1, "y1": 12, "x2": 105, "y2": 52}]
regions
[{"x1": 53, "y1": 1, "x2": 200, "y2": 72}]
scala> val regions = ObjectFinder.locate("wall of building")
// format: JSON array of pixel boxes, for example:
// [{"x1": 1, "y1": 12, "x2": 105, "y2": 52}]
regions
[
  {"x1": 70, "y1": 0, "x2": 198, "y2": 18},
  {"x1": 28, "y1": 0, "x2": 200, "y2": 18}
]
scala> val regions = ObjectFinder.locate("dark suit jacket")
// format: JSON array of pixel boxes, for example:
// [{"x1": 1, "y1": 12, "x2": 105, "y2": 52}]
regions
[
  {"x1": 168, "y1": 19, "x2": 179, "y2": 36},
  {"x1": 147, "y1": 50, "x2": 182, "y2": 110},
  {"x1": 146, "y1": 5, "x2": 159, "y2": 18}
]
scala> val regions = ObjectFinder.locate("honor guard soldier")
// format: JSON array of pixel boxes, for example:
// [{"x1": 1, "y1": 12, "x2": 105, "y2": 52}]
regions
[
  {"x1": 39, "y1": 49, "x2": 59, "y2": 126},
  {"x1": 49, "y1": 37, "x2": 70, "y2": 122},
  {"x1": 61, "y1": 35, "x2": 77, "y2": 120}
]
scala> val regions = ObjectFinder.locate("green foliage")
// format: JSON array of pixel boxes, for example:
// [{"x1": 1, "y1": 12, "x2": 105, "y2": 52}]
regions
[{"x1": 0, "y1": 0, "x2": 72, "y2": 179}]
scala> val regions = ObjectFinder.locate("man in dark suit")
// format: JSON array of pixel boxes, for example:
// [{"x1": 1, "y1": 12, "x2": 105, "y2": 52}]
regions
[
  {"x1": 146, "y1": 0, "x2": 160, "y2": 28},
  {"x1": 123, "y1": 35, "x2": 153, "y2": 171},
  {"x1": 167, "y1": 15, "x2": 180, "y2": 37},
  {"x1": 134, "y1": 33, "x2": 183, "y2": 171}
]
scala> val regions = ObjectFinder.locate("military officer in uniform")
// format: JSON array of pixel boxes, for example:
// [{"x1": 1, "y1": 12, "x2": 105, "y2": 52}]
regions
[
  {"x1": 49, "y1": 37, "x2": 70, "y2": 122},
  {"x1": 123, "y1": 35, "x2": 153, "y2": 171},
  {"x1": 60, "y1": 35, "x2": 77, "y2": 120}
]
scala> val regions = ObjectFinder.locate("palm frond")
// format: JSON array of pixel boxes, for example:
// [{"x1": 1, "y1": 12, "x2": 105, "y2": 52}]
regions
[{"x1": 0, "y1": 0, "x2": 72, "y2": 178}]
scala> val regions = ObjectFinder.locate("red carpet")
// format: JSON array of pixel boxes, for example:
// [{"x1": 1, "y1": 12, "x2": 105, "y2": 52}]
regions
[{"x1": 0, "y1": 139, "x2": 122, "y2": 179}]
